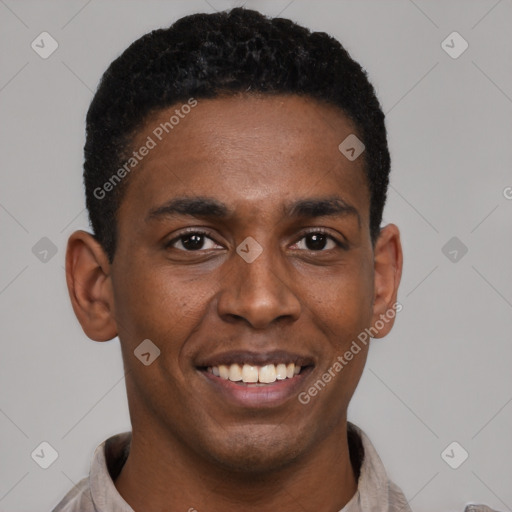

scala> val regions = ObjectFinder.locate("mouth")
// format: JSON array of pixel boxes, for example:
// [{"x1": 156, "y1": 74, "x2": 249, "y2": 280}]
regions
[
  {"x1": 200, "y1": 362, "x2": 310, "y2": 385},
  {"x1": 196, "y1": 351, "x2": 315, "y2": 408}
]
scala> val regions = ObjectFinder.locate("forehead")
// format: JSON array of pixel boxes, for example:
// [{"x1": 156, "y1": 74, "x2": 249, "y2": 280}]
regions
[{"x1": 119, "y1": 94, "x2": 369, "y2": 223}]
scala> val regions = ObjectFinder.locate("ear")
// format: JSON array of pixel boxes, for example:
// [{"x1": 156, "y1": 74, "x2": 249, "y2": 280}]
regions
[
  {"x1": 65, "y1": 230, "x2": 118, "y2": 341},
  {"x1": 370, "y1": 223, "x2": 403, "y2": 339}
]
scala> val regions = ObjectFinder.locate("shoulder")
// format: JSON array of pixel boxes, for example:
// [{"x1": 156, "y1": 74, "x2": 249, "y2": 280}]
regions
[
  {"x1": 464, "y1": 506, "x2": 502, "y2": 512},
  {"x1": 51, "y1": 477, "x2": 95, "y2": 512},
  {"x1": 348, "y1": 423, "x2": 501, "y2": 512},
  {"x1": 51, "y1": 431, "x2": 132, "y2": 512}
]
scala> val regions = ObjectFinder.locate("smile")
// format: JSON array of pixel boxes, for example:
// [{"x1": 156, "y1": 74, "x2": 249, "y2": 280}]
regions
[
  {"x1": 198, "y1": 365, "x2": 314, "y2": 408},
  {"x1": 207, "y1": 362, "x2": 301, "y2": 385}
]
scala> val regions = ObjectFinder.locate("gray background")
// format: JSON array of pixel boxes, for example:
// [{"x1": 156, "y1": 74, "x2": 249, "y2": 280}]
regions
[{"x1": 1, "y1": 0, "x2": 511, "y2": 511}]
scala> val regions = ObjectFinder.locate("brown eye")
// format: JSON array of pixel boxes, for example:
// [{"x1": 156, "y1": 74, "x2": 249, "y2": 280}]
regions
[
  {"x1": 304, "y1": 233, "x2": 330, "y2": 251},
  {"x1": 292, "y1": 231, "x2": 343, "y2": 251},
  {"x1": 166, "y1": 231, "x2": 222, "y2": 251}
]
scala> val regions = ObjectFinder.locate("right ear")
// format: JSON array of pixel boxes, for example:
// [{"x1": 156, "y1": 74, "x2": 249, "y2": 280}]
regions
[{"x1": 65, "y1": 230, "x2": 118, "y2": 341}]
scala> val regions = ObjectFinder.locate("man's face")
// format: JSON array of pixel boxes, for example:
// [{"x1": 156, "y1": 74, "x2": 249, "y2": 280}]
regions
[{"x1": 110, "y1": 94, "x2": 379, "y2": 472}]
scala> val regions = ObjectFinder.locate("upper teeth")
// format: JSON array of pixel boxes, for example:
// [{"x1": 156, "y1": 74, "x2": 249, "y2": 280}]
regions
[{"x1": 208, "y1": 363, "x2": 301, "y2": 384}]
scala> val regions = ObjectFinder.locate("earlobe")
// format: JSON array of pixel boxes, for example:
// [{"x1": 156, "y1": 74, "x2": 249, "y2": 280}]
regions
[
  {"x1": 370, "y1": 224, "x2": 403, "y2": 339},
  {"x1": 65, "y1": 230, "x2": 118, "y2": 342}
]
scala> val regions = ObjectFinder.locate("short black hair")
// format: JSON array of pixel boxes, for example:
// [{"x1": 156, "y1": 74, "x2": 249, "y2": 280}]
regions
[{"x1": 84, "y1": 7, "x2": 390, "y2": 262}]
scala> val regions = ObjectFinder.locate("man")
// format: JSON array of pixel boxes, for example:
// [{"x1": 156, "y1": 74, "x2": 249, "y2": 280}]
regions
[{"x1": 54, "y1": 7, "x2": 497, "y2": 512}]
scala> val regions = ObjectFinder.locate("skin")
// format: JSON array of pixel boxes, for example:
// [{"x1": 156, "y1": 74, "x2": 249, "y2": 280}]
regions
[{"x1": 66, "y1": 94, "x2": 403, "y2": 512}]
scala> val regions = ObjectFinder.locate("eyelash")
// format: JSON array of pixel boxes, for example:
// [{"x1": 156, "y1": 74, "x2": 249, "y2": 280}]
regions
[{"x1": 165, "y1": 228, "x2": 347, "y2": 252}]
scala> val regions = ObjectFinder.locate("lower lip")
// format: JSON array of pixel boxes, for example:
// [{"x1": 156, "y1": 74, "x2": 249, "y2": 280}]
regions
[{"x1": 198, "y1": 367, "x2": 314, "y2": 408}]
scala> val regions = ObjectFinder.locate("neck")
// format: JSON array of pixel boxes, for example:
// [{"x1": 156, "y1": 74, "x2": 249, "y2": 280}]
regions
[{"x1": 114, "y1": 419, "x2": 358, "y2": 512}]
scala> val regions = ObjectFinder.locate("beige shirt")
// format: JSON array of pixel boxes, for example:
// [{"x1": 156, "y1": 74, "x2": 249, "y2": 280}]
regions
[{"x1": 51, "y1": 423, "x2": 498, "y2": 512}]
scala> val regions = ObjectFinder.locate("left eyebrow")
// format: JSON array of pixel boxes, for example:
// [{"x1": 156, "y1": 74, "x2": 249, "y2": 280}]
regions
[{"x1": 284, "y1": 196, "x2": 361, "y2": 226}]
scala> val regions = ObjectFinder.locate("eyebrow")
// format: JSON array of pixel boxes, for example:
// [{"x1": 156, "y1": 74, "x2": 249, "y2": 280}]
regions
[
  {"x1": 146, "y1": 197, "x2": 229, "y2": 222},
  {"x1": 146, "y1": 196, "x2": 360, "y2": 225},
  {"x1": 286, "y1": 197, "x2": 360, "y2": 225}
]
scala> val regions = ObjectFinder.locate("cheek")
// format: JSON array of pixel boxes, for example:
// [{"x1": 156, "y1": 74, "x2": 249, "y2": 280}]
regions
[
  {"x1": 112, "y1": 263, "x2": 212, "y2": 349},
  {"x1": 305, "y1": 260, "x2": 374, "y2": 342}
]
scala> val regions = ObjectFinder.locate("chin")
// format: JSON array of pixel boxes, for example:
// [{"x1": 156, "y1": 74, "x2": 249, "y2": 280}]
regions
[{"x1": 198, "y1": 424, "x2": 308, "y2": 474}]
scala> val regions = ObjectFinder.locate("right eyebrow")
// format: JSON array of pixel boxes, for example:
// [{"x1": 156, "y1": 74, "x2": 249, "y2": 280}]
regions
[{"x1": 146, "y1": 197, "x2": 231, "y2": 222}]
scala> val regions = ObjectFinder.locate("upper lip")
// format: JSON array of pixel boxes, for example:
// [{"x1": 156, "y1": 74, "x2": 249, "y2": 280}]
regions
[{"x1": 196, "y1": 349, "x2": 315, "y2": 369}]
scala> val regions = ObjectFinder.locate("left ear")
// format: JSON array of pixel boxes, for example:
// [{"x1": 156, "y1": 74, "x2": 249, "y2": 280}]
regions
[{"x1": 370, "y1": 223, "x2": 403, "y2": 338}]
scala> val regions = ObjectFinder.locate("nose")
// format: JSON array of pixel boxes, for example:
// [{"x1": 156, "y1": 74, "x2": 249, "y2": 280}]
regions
[{"x1": 216, "y1": 244, "x2": 301, "y2": 330}]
